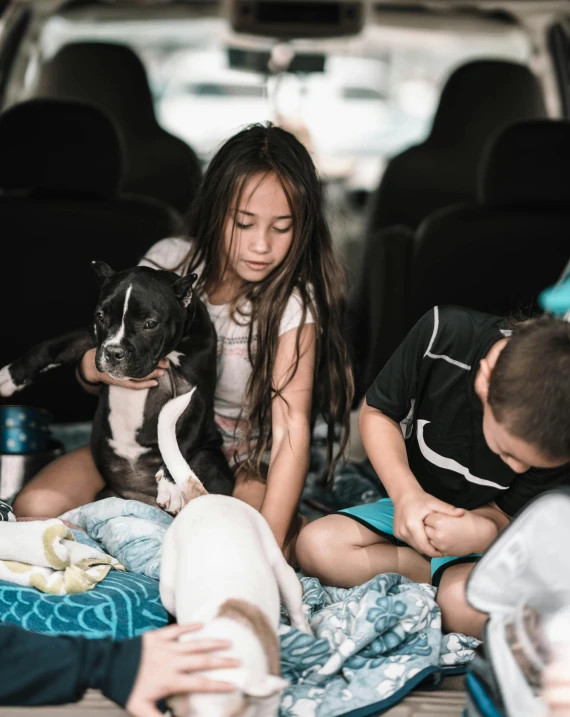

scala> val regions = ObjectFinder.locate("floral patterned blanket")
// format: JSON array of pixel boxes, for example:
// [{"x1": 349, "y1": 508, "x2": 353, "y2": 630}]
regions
[{"x1": 278, "y1": 572, "x2": 477, "y2": 717}]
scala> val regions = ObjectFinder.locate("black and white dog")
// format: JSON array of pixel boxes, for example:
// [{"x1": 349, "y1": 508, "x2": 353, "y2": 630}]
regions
[{"x1": 0, "y1": 261, "x2": 234, "y2": 512}]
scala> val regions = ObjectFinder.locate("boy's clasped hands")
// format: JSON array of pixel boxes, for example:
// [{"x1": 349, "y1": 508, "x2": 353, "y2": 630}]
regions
[{"x1": 393, "y1": 487, "x2": 501, "y2": 558}]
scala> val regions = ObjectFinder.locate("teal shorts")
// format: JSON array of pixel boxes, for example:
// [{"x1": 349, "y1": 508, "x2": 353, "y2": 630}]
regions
[{"x1": 339, "y1": 497, "x2": 481, "y2": 587}]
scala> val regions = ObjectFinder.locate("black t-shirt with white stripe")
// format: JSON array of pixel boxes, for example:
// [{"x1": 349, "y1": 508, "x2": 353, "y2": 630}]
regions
[{"x1": 366, "y1": 305, "x2": 569, "y2": 516}]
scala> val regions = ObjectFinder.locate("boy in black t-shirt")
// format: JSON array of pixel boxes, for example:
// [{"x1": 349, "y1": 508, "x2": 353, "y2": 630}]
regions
[{"x1": 297, "y1": 306, "x2": 570, "y2": 639}]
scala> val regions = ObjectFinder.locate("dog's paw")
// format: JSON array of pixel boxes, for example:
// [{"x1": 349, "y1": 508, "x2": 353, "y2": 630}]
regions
[
  {"x1": 156, "y1": 470, "x2": 186, "y2": 516},
  {"x1": 292, "y1": 611, "x2": 313, "y2": 635},
  {"x1": 0, "y1": 365, "x2": 21, "y2": 397}
]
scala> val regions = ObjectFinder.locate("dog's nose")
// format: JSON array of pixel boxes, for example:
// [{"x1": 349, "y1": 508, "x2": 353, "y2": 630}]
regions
[{"x1": 105, "y1": 346, "x2": 126, "y2": 364}]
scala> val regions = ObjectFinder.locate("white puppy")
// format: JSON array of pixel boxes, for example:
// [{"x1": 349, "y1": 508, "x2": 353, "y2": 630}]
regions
[{"x1": 158, "y1": 392, "x2": 312, "y2": 717}]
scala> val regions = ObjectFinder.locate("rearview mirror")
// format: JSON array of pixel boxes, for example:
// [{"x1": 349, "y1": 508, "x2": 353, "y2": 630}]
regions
[
  {"x1": 228, "y1": 0, "x2": 364, "y2": 39},
  {"x1": 228, "y1": 47, "x2": 325, "y2": 74}
]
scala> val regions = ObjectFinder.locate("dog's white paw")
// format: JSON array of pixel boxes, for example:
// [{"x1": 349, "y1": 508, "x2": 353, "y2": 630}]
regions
[
  {"x1": 156, "y1": 471, "x2": 186, "y2": 515},
  {"x1": 292, "y1": 612, "x2": 313, "y2": 635},
  {"x1": 0, "y1": 365, "x2": 19, "y2": 397}
]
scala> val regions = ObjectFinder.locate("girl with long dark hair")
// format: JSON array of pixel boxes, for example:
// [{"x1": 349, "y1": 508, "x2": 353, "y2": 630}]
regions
[{"x1": 15, "y1": 123, "x2": 354, "y2": 559}]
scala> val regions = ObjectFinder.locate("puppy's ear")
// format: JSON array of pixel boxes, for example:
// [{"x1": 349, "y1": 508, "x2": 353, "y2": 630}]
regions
[
  {"x1": 244, "y1": 674, "x2": 288, "y2": 698},
  {"x1": 173, "y1": 273, "x2": 198, "y2": 309},
  {"x1": 91, "y1": 261, "x2": 115, "y2": 285}
]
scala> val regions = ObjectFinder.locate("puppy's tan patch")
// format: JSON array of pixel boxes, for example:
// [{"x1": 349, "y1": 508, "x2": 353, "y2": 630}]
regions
[
  {"x1": 217, "y1": 599, "x2": 281, "y2": 677},
  {"x1": 183, "y1": 477, "x2": 208, "y2": 501}
]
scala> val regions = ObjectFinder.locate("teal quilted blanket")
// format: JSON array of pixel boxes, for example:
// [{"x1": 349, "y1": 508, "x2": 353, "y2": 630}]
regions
[{"x1": 0, "y1": 571, "x2": 168, "y2": 639}]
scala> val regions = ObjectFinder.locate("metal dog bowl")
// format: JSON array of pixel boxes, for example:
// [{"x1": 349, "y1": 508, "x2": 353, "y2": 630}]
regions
[{"x1": 0, "y1": 439, "x2": 64, "y2": 501}]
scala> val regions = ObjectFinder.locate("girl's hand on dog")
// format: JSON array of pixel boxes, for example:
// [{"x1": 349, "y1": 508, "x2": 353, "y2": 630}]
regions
[
  {"x1": 126, "y1": 623, "x2": 239, "y2": 717},
  {"x1": 80, "y1": 348, "x2": 169, "y2": 390},
  {"x1": 393, "y1": 487, "x2": 464, "y2": 558}
]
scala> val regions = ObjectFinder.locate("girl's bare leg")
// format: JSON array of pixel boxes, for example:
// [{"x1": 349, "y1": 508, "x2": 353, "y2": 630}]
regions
[
  {"x1": 436, "y1": 562, "x2": 487, "y2": 639},
  {"x1": 232, "y1": 466, "x2": 266, "y2": 510},
  {"x1": 232, "y1": 465, "x2": 305, "y2": 565},
  {"x1": 12, "y1": 445, "x2": 105, "y2": 518},
  {"x1": 296, "y1": 514, "x2": 431, "y2": 587}
]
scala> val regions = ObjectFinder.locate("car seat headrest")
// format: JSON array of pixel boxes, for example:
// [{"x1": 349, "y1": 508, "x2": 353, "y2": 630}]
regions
[
  {"x1": 429, "y1": 60, "x2": 547, "y2": 151},
  {"x1": 480, "y1": 119, "x2": 570, "y2": 208},
  {"x1": 37, "y1": 42, "x2": 157, "y2": 135},
  {"x1": 0, "y1": 98, "x2": 123, "y2": 199}
]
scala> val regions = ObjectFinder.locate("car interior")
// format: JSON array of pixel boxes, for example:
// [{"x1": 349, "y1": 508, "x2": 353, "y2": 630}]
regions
[
  {"x1": 1, "y1": 0, "x2": 568, "y2": 423},
  {"x1": 0, "y1": 0, "x2": 569, "y2": 713}
]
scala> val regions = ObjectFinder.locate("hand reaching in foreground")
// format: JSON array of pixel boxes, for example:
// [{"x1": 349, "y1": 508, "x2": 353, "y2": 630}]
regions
[
  {"x1": 126, "y1": 623, "x2": 239, "y2": 717},
  {"x1": 424, "y1": 511, "x2": 498, "y2": 556},
  {"x1": 393, "y1": 488, "x2": 465, "y2": 558},
  {"x1": 79, "y1": 348, "x2": 169, "y2": 390}
]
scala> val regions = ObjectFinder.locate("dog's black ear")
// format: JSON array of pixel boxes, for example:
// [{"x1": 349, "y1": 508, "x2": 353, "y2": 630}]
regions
[
  {"x1": 173, "y1": 273, "x2": 198, "y2": 309},
  {"x1": 91, "y1": 261, "x2": 115, "y2": 285}
]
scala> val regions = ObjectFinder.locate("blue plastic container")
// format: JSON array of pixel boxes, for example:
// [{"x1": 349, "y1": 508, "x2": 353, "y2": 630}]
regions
[
  {"x1": 0, "y1": 405, "x2": 51, "y2": 430},
  {"x1": 0, "y1": 426, "x2": 49, "y2": 454},
  {"x1": 0, "y1": 406, "x2": 52, "y2": 454}
]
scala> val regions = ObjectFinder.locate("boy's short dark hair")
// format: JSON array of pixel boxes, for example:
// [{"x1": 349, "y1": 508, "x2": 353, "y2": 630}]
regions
[{"x1": 488, "y1": 316, "x2": 570, "y2": 462}]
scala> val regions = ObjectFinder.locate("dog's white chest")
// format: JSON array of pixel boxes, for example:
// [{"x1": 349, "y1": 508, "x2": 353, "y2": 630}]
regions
[{"x1": 107, "y1": 386, "x2": 150, "y2": 462}]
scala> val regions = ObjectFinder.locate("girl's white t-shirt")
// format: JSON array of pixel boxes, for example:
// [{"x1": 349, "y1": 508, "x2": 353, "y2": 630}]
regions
[{"x1": 139, "y1": 237, "x2": 315, "y2": 422}]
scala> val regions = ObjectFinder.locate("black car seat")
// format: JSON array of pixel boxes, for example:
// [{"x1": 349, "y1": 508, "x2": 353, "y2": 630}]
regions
[
  {"x1": 353, "y1": 119, "x2": 570, "y2": 406},
  {"x1": 350, "y1": 61, "x2": 548, "y2": 405},
  {"x1": 347, "y1": 225, "x2": 414, "y2": 404},
  {"x1": 36, "y1": 42, "x2": 202, "y2": 217},
  {"x1": 365, "y1": 60, "x2": 547, "y2": 235},
  {"x1": 409, "y1": 119, "x2": 570, "y2": 323},
  {"x1": 0, "y1": 98, "x2": 185, "y2": 422}
]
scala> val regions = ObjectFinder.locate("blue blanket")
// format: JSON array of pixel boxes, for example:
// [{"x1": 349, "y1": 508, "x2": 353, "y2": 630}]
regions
[
  {"x1": 279, "y1": 574, "x2": 477, "y2": 716},
  {"x1": 60, "y1": 497, "x2": 477, "y2": 715},
  {"x1": 63, "y1": 498, "x2": 172, "y2": 579},
  {"x1": 0, "y1": 571, "x2": 168, "y2": 639}
]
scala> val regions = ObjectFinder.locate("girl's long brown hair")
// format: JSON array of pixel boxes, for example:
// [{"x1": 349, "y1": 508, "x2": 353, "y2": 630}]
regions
[{"x1": 184, "y1": 123, "x2": 353, "y2": 479}]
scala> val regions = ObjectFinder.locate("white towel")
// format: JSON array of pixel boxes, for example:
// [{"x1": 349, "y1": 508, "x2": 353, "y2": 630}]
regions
[{"x1": 0, "y1": 519, "x2": 124, "y2": 595}]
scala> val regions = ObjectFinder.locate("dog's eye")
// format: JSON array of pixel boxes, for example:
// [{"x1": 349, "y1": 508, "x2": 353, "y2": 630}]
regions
[
  {"x1": 145, "y1": 320, "x2": 158, "y2": 330},
  {"x1": 95, "y1": 312, "x2": 105, "y2": 324}
]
